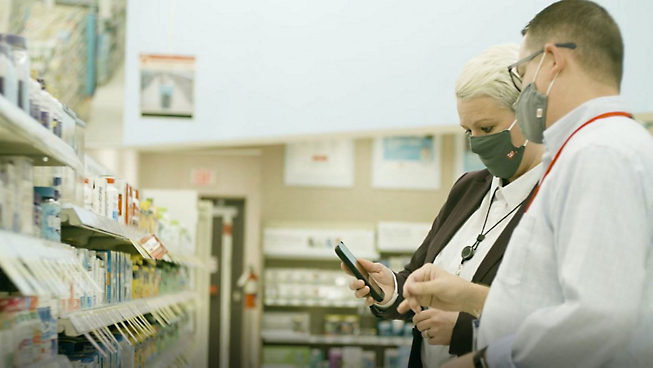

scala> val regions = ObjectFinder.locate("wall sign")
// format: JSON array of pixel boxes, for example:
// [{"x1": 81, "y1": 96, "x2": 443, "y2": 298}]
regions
[{"x1": 139, "y1": 54, "x2": 195, "y2": 118}]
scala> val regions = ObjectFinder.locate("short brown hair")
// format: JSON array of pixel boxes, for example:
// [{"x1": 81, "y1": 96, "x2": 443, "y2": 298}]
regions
[{"x1": 522, "y1": 0, "x2": 623, "y2": 88}]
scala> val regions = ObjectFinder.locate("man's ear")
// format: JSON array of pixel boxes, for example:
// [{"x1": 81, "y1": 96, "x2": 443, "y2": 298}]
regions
[{"x1": 543, "y1": 42, "x2": 567, "y2": 80}]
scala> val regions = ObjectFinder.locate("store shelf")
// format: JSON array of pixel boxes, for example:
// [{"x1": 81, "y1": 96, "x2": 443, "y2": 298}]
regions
[
  {"x1": 150, "y1": 333, "x2": 195, "y2": 368},
  {"x1": 58, "y1": 291, "x2": 196, "y2": 336},
  {"x1": 264, "y1": 298, "x2": 363, "y2": 308},
  {"x1": 61, "y1": 204, "x2": 147, "y2": 245},
  {"x1": 0, "y1": 95, "x2": 83, "y2": 172},
  {"x1": 265, "y1": 252, "x2": 379, "y2": 261},
  {"x1": 262, "y1": 332, "x2": 412, "y2": 346},
  {"x1": 60, "y1": 205, "x2": 206, "y2": 267},
  {"x1": 26, "y1": 355, "x2": 73, "y2": 368},
  {"x1": 167, "y1": 252, "x2": 208, "y2": 269}
]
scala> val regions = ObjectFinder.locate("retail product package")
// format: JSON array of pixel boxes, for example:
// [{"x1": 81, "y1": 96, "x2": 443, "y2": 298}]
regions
[
  {"x1": 0, "y1": 34, "x2": 30, "y2": 114},
  {"x1": 324, "y1": 314, "x2": 359, "y2": 336},
  {"x1": 96, "y1": 251, "x2": 115, "y2": 304},
  {"x1": 92, "y1": 177, "x2": 106, "y2": 217},
  {"x1": 34, "y1": 186, "x2": 60, "y2": 242},
  {"x1": 1, "y1": 157, "x2": 33, "y2": 235},
  {"x1": 0, "y1": 160, "x2": 13, "y2": 231},
  {"x1": 0, "y1": 296, "x2": 51, "y2": 367},
  {"x1": 361, "y1": 351, "x2": 376, "y2": 368},
  {"x1": 384, "y1": 348, "x2": 399, "y2": 368},
  {"x1": 262, "y1": 346, "x2": 311, "y2": 368},
  {"x1": 329, "y1": 348, "x2": 343, "y2": 367},
  {"x1": 105, "y1": 177, "x2": 118, "y2": 220},
  {"x1": 262, "y1": 312, "x2": 310, "y2": 337},
  {"x1": 341, "y1": 347, "x2": 364, "y2": 368},
  {"x1": 0, "y1": 42, "x2": 18, "y2": 106}
]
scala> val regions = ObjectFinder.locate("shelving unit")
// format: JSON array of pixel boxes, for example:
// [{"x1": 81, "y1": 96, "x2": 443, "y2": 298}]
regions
[
  {"x1": 0, "y1": 89, "x2": 206, "y2": 366},
  {"x1": 262, "y1": 333, "x2": 412, "y2": 347},
  {"x1": 58, "y1": 291, "x2": 197, "y2": 336},
  {"x1": 0, "y1": 95, "x2": 83, "y2": 172},
  {"x1": 61, "y1": 204, "x2": 206, "y2": 268},
  {"x1": 264, "y1": 298, "x2": 362, "y2": 308},
  {"x1": 61, "y1": 204, "x2": 147, "y2": 246},
  {"x1": 150, "y1": 333, "x2": 195, "y2": 368}
]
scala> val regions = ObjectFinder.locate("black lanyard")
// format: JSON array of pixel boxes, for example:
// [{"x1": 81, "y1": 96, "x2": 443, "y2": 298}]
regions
[{"x1": 458, "y1": 187, "x2": 526, "y2": 273}]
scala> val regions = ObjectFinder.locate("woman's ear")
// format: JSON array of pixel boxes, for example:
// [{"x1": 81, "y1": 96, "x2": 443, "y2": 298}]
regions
[{"x1": 543, "y1": 42, "x2": 567, "y2": 80}]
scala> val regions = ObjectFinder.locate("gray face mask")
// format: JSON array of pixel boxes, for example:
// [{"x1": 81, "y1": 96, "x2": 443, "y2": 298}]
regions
[
  {"x1": 469, "y1": 121, "x2": 527, "y2": 179},
  {"x1": 514, "y1": 53, "x2": 558, "y2": 144}
]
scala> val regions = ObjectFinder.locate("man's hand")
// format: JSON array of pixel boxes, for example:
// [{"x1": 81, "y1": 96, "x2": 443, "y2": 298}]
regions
[
  {"x1": 441, "y1": 352, "x2": 475, "y2": 368},
  {"x1": 413, "y1": 308, "x2": 459, "y2": 346},
  {"x1": 397, "y1": 264, "x2": 489, "y2": 315},
  {"x1": 340, "y1": 259, "x2": 395, "y2": 307}
]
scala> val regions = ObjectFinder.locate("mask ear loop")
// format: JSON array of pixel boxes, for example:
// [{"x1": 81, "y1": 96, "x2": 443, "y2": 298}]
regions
[
  {"x1": 546, "y1": 71, "x2": 559, "y2": 96},
  {"x1": 508, "y1": 119, "x2": 529, "y2": 148}
]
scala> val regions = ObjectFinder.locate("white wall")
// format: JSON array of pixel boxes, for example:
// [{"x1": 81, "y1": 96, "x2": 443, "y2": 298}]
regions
[{"x1": 123, "y1": 0, "x2": 653, "y2": 148}]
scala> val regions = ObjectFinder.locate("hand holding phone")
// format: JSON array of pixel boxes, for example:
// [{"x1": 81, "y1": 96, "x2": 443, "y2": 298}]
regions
[{"x1": 335, "y1": 242, "x2": 386, "y2": 303}]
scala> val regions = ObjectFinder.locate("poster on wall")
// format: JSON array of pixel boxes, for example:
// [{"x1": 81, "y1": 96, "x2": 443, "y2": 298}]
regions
[
  {"x1": 454, "y1": 133, "x2": 486, "y2": 179},
  {"x1": 139, "y1": 54, "x2": 195, "y2": 118},
  {"x1": 284, "y1": 140, "x2": 354, "y2": 187},
  {"x1": 371, "y1": 135, "x2": 441, "y2": 190}
]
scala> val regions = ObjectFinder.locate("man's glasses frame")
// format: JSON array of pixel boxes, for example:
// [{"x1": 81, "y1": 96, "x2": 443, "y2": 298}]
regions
[{"x1": 507, "y1": 42, "x2": 576, "y2": 92}]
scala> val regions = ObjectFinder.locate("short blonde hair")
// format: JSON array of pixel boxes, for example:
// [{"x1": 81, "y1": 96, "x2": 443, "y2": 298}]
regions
[{"x1": 455, "y1": 44, "x2": 520, "y2": 111}]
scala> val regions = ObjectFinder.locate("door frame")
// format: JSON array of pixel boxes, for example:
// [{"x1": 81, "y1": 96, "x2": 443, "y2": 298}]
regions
[{"x1": 212, "y1": 205, "x2": 239, "y2": 368}]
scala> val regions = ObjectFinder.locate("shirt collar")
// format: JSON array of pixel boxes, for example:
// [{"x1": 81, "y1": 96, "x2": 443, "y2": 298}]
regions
[
  {"x1": 490, "y1": 163, "x2": 542, "y2": 209},
  {"x1": 542, "y1": 95, "x2": 631, "y2": 163}
]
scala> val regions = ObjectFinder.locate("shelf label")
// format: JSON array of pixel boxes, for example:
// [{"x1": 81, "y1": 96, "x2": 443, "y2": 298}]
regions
[{"x1": 137, "y1": 234, "x2": 168, "y2": 260}]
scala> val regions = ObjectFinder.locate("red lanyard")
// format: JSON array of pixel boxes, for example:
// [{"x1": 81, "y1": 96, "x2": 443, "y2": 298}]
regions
[{"x1": 525, "y1": 111, "x2": 632, "y2": 212}]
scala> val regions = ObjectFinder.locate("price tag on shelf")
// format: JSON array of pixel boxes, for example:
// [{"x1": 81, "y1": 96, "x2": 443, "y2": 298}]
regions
[{"x1": 137, "y1": 234, "x2": 168, "y2": 260}]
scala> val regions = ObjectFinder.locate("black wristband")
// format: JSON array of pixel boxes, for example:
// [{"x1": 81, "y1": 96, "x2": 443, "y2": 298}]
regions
[{"x1": 473, "y1": 347, "x2": 488, "y2": 368}]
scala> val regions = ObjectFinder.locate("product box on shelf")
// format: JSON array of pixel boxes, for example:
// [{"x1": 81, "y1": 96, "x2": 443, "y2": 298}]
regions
[
  {"x1": 262, "y1": 312, "x2": 310, "y2": 337},
  {"x1": 262, "y1": 346, "x2": 311, "y2": 368},
  {"x1": 0, "y1": 157, "x2": 33, "y2": 235},
  {"x1": 0, "y1": 296, "x2": 57, "y2": 367},
  {"x1": 324, "y1": 315, "x2": 360, "y2": 336},
  {"x1": 0, "y1": 160, "x2": 13, "y2": 231}
]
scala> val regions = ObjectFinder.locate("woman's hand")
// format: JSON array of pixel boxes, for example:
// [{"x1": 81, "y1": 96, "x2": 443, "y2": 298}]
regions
[
  {"x1": 341, "y1": 259, "x2": 395, "y2": 307},
  {"x1": 413, "y1": 308, "x2": 459, "y2": 346}
]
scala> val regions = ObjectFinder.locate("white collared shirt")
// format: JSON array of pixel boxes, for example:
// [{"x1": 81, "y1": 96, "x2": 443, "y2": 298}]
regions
[
  {"x1": 480, "y1": 96, "x2": 653, "y2": 367},
  {"x1": 421, "y1": 165, "x2": 541, "y2": 368}
]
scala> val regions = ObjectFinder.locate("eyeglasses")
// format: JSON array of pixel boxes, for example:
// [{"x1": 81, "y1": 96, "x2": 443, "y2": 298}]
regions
[{"x1": 507, "y1": 42, "x2": 577, "y2": 92}]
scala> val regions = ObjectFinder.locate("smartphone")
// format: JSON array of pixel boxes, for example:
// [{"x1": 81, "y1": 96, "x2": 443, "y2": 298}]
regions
[{"x1": 335, "y1": 241, "x2": 385, "y2": 303}]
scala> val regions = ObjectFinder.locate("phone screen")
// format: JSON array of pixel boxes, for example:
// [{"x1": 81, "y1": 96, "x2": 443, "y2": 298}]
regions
[{"x1": 335, "y1": 242, "x2": 385, "y2": 302}]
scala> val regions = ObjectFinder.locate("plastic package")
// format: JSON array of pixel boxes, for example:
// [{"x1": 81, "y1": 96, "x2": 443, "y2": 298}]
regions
[
  {"x1": 0, "y1": 34, "x2": 29, "y2": 113},
  {"x1": 0, "y1": 43, "x2": 17, "y2": 105},
  {"x1": 34, "y1": 186, "x2": 60, "y2": 242}
]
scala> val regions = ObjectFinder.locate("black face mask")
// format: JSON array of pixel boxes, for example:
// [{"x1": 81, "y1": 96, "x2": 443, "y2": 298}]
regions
[{"x1": 468, "y1": 121, "x2": 527, "y2": 179}]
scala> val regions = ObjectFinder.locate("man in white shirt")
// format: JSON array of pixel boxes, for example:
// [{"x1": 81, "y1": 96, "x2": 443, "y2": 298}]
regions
[{"x1": 397, "y1": 1, "x2": 653, "y2": 367}]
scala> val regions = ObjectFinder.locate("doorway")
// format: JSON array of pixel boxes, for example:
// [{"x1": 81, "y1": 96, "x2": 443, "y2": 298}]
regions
[{"x1": 205, "y1": 198, "x2": 246, "y2": 368}]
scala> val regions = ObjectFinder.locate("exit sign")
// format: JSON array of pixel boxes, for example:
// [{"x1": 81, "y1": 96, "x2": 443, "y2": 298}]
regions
[{"x1": 191, "y1": 168, "x2": 216, "y2": 186}]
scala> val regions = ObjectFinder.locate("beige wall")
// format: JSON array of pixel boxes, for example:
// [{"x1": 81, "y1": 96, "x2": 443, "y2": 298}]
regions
[
  {"x1": 260, "y1": 136, "x2": 456, "y2": 226},
  {"x1": 137, "y1": 135, "x2": 459, "y2": 262}
]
